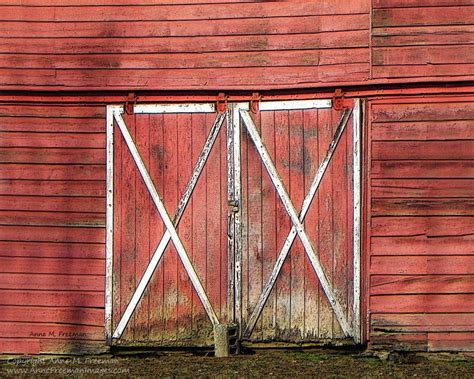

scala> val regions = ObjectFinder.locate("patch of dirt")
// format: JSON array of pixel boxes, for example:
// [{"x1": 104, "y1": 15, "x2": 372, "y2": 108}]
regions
[{"x1": 1, "y1": 349, "x2": 473, "y2": 378}]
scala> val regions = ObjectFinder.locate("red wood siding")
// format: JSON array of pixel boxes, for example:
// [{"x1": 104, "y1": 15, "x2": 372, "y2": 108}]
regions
[
  {"x1": 0, "y1": 1, "x2": 371, "y2": 91},
  {"x1": 0, "y1": 103, "x2": 106, "y2": 355},
  {"x1": 367, "y1": 96, "x2": 474, "y2": 352},
  {"x1": 372, "y1": 0, "x2": 474, "y2": 81}
]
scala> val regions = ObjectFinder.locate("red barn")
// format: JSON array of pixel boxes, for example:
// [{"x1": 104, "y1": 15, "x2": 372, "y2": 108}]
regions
[{"x1": 0, "y1": 0, "x2": 473, "y2": 354}]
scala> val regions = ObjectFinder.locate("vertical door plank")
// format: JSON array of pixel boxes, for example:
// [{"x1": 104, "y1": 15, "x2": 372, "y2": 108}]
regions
[
  {"x1": 148, "y1": 114, "x2": 165, "y2": 343},
  {"x1": 162, "y1": 114, "x2": 179, "y2": 341},
  {"x1": 331, "y1": 108, "x2": 350, "y2": 337},
  {"x1": 246, "y1": 112, "x2": 263, "y2": 338},
  {"x1": 303, "y1": 108, "x2": 320, "y2": 339},
  {"x1": 289, "y1": 109, "x2": 305, "y2": 339},
  {"x1": 206, "y1": 112, "x2": 223, "y2": 326},
  {"x1": 134, "y1": 113, "x2": 151, "y2": 341},
  {"x1": 120, "y1": 112, "x2": 137, "y2": 341},
  {"x1": 240, "y1": 112, "x2": 249, "y2": 331},
  {"x1": 274, "y1": 110, "x2": 291, "y2": 336},
  {"x1": 317, "y1": 108, "x2": 334, "y2": 339},
  {"x1": 191, "y1": 113, "x2": 208, "y2": 333},
  {"x1": 176, "y1": 113, "x2": 194, "y2": 339},
  {"x1": 260, "y1": 110, "x2": 278, "y2": 340}
]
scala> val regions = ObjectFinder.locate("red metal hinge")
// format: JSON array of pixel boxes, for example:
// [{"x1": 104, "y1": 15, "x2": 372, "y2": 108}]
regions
[
  {"x1": 125, "y1": 92, "x2": 138, "y2": 115},
  {"x1": 250, "y1": 92, "x2": 262, "y2": 114},
  {"x1": 332, "y1": 89, "x2": 351, "y2": 111},
  {"x1": 216, "y1": 92, "x2": 228, "y2": 114}
]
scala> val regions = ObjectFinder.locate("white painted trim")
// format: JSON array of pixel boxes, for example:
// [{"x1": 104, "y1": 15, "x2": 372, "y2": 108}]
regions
[
  {"x1": 134, "y1": 103, "x2": 215, "y2": 114},
  {"x1": 231, "y1": 104, "x2": 243, "y2": 332},
  {"x1": 240, "y1": 109, "x2": 352, "y2": 338},
  {"x1": 258, "y1": 99, "x2": 331, "y2": 111},
  {"x1": 112, "y1": 111, "x2": 219, "y2": 337},
  {"x1": 243, "y1": 108, "x2": 353, "y2": 338},
  {"x1": 352, "y1": 99, "x2": 362, "y2": 343},
  {"x1": 105, "y1": 105, "x2": 119, "y2": 343}
]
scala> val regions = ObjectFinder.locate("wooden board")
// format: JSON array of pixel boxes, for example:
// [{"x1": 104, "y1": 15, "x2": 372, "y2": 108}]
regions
[
  {"x1": 0, "y1": 103, "x2": 106, "y2": 355},
  {"x1": 367, "y1": 96, "x2": 474, "y2": 352}
]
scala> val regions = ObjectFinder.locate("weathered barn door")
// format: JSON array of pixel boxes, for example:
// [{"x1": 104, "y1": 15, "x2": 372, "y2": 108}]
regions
[
  {"x1": 237, "y1": 100, "x2": 361, "y2": 343},
  {"x1": 106, "y1": 99, "x2": 361, "y2": 346},
  {"x1": 107, "y1": 104, "x2": 230, "y2": 346}
]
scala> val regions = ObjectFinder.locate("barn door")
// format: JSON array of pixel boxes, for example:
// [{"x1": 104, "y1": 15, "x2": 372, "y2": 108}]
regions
[
  {"x1": 106, "y1": 104, "x2": 230, "y2": 345},
  {"x1": 236, "y1": 100, "x2": 362, "y2": 343},
  {"x1": 105, "y1": 99, "x2": 361, "y2": 346}
]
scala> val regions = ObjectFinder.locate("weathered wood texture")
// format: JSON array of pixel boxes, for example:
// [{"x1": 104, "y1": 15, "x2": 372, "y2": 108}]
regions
[
  {"x1": 0, "y1": 103, "x2": 106, "y2": 355},
  {"x1": 368, "y1": 96, "x2": 474, "y2": 352},
  {"x1": 372, "y1": 0, "x2": 474, "y2": 81},
  {"x1": 112, "y1": 112, "x2": 228, "y2": 345},
  {"x1": 0, "y1": 1, "x2": 371, "y2": 90},
  {"x1": 241, "y1": 107, "x2": 355, "y2": 342}
]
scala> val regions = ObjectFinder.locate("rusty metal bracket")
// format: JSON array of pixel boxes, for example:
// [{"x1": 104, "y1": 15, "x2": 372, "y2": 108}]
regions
[
  {"x1": 125, "y1": 92, "x2": 138, "y2": 115},
  {"x1": 332, "y1": 89, "x2": 351, "y2": 111},
  {"x1": 216, "y1": 92, "x2": 228, "y2": 114},
  {"x1": 250, "y1": 92, "x2": 262, "y2": 114}
]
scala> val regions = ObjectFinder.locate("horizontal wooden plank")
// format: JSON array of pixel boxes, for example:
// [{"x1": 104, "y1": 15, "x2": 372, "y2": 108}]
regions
[
  {"x1": 0, "y1": 32, "x2": 368, "y2": 54},
  {"x1": 374, "y1": 46, "x2": 474, "y2": 66},
  {"x1": 371, "y1": 235, "x2": 474, "y2": 255},
  {"x1": 370, "y1": 294, "x2": 474, "y2": 313},
  {"x1": 0, "y1": 132, "x2": 105, "y2": 148},
  {"x1": 371, "y1": 120, "x2": 474, "y2": 141},
  {"x1": 0, "y1": 117, "x2": 104, "y2": 133},
  {"x1": 372, "y1": 141, "x2": 474, "y2": 160},
  {"x1": 0, "y1": 105, "x2": 104, "y2": 118},
  {"x1": 371, "y1": 255, "x2": 474, "y2": 275},
  {"x1": 373, "y1": 30, "x2": 474, "y2": 48},
  {"x1": 0, "y1": 273, "x2": 104, "y2": 291},
  {"x1": 0, "y1": 241, "x2": 104, "y2": 259},
  {"x1": 369, "y1": 332, "x2": 428, "y2": 351},
  {"x1": 371, "y1": 216, "x2": 474, "y2": 236},
  {"x1": 371, "y1": 179, "x2": 474, "y2": 198},
  {"x1": 0, "y1": 225, "x2": 105, "y2": 243},
  {"x1": 0, "y1": 256, "x2": 104, "y2": 275},
  {"x1": 0, "y1": 305, "x2": 103, "y2": 326},
  {"x1": 371, "y1": 102, "x2": 474, "y2": 122},
  {"x1": 0, "y1": 14, "x2": 369, "y2": 38},
  {"x1": 0, "y1": 49, "x2": 370, "y2": 70},
  {"x1": 428, "y1": 332, "x2": 474, "y2": 352},
  {"x1": 0, "y1": 65, "x2": 371, "y2": 90},
  {"x1": 372, "y1": 64, "x2": 474, "y2": 79},
  {"x1": 371, "y1": 313, "x2": 474, "y2": 328},
  {"x1": 0, "y1": 289, "x2": 103, "y2": 307},
  {"x1": 0, "y1": 322, "x2": 103, "y2": 341},
  {"x1": 0, "y1": 210, "x2": 105, "y2": 227},
  {"x1": 0, "y1": 164, "x2": 105, "y2": 180},
  {"x1": 0, "y1": 2, "x2": 370, "y2": 22},
  {"x1": 373, "y1": 6, "x2": 474, "y2": 28},
  {"x1": 0, "y1": 180, "x2": 105, "y2": 197},
  {"x1": 371, "y1": 160, "x2": 474, "y2": 179},
  {"x1": 1, "y1": 0, "x2": 259, "y2": 4},
  {"x1": 0, "y1": 195, "x2": 104, "y2": 212},
  {"x1": 372, "y1": 198, "x2": 474, "y2": 216},
  {"x1": 0, "y1": 148, "x2": 105, "y2": 164},
  {"x1": 0, "y1": 338, "x2": 106, "y2": 355},
  {"x1": 374, "y1": 0, "x2": 474, "y2": 7},
  {"x1": 371, "y1": 275, "x2": 474, "y2": 294}
]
